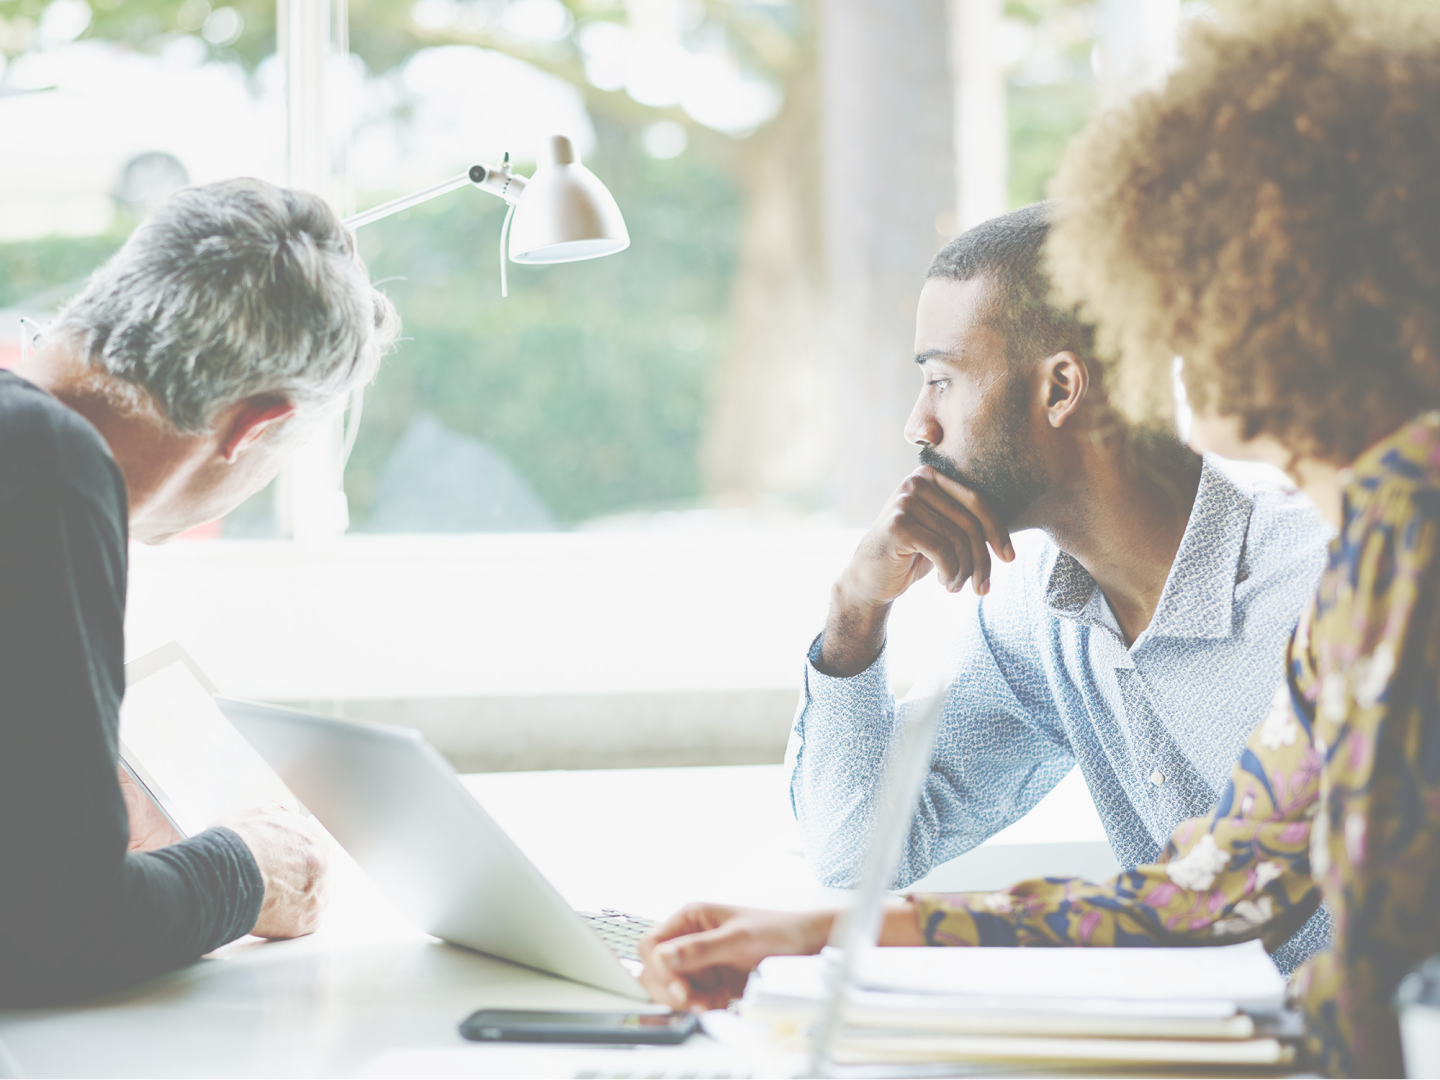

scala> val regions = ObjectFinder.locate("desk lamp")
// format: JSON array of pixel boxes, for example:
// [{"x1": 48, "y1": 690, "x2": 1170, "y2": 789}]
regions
[
  {"x1": 333, "y1": 133, "x2": 630, "y2": 470},
  {"x1": 343, "y1": 133, "x2": 630, "y2": 296}
]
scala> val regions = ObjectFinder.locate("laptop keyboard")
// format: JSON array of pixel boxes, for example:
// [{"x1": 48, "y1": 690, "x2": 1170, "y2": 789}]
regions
[{"x1": 579, "y1": 909, "x2": 656, "y2": 962}]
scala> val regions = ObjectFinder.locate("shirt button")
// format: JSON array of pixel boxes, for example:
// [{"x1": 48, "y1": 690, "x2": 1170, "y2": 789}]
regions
[{"x1": 1150, "y1": 770, "x2": 1166, "y2": 787}]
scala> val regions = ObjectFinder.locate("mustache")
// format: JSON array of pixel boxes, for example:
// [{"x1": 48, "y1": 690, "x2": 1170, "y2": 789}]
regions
[{"x1": 918, "y1": 445, "x2": 968, "y2": 486}]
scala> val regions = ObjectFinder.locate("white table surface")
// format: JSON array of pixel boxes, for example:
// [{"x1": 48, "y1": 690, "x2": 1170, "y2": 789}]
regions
[{"x1": 0, "y1": 764, "x2": 1111, "y2": 1079}]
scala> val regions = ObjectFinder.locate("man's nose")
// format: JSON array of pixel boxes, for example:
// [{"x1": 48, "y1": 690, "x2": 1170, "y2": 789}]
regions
[{"x1": 905, "y1": 399, "x2": 942, "y2": 448}]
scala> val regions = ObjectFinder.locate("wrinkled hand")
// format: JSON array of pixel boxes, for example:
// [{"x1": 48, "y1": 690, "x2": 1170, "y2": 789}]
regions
[
  {"x1": 222, "y1": 804, "x2": 330, "y2": 939},
  {"x1": 118, "y1": 766, "x2": 183, "y2": 852},
  {"x1": 846, "y1": 465, "x2": 1013, "y2": 605},
  {"x1": 638, "y1": 903, "x2": 835, "y2": 1011}
]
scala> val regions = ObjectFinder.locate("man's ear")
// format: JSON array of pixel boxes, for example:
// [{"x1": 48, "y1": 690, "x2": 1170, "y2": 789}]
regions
[
  {"x1": 222, "y1": 397, "x2": 297, "y2": 464},
  {"x1": 1041, "y1": 351, "x2": 1088, "y2": 429}
]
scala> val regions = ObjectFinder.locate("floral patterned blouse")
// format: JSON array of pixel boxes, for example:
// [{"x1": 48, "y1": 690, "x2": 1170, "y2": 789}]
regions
[{"x1": 911, "y1": 413, "x2": 1440, "y2": 1077}]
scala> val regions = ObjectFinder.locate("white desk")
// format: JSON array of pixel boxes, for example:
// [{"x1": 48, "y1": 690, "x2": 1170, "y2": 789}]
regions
[
  {"x1": 0, "y1": 764, "x2": 1111, "y2": 1078},
  {"x1": 464, "y1": 763, "x2": 1115, "y2": 915}
]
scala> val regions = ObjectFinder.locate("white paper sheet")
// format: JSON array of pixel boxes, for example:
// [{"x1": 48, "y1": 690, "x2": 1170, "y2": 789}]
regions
[{"x1": 847, "y1": 939, "x2": 1282, "y2": 1007}]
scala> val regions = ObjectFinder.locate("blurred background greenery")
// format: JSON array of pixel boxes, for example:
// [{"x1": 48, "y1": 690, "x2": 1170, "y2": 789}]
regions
[
  {"x1": 347, "y1": 133, "x2": 739, "y2": 527},
  {"x1": 0, "y1": 0, "x2": 1102, "y2": 531}
]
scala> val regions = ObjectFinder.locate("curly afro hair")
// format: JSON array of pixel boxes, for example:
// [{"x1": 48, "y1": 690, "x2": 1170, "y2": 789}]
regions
[{"x1": 1047, "y1": 0, "x2": 1440, "y2": 464}]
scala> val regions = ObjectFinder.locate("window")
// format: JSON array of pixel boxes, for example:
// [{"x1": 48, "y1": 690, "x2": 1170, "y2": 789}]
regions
[
  {"x1": 0, "y1": 0, "x2": 284, "y2": 534},
  {"x1": 3, "y1": 0, "x2": 1180, "y2": 771}
]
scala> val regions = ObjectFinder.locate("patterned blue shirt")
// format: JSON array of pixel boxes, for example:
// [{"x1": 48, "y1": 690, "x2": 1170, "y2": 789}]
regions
[{"x1": 789, "y1": 456, "x2": 1334, "y2": 969}]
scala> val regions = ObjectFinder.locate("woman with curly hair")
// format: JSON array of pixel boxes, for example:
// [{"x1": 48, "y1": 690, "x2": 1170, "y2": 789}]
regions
[
  {"x1": 635, "y1": 2, "x2": 1440, "y2": 1075},
  {"x1": 1043, "y1": 0, "x2": 1440, "y2": 1073}
]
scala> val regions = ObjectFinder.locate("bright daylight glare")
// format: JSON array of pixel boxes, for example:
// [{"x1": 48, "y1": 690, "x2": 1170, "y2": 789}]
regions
[
  {"x1": 0, "y1": 0, "x2": 1146, "y2": 854},
  {"x1": 11, "y1": 0, "x2": 1438, "y2": 1075}
]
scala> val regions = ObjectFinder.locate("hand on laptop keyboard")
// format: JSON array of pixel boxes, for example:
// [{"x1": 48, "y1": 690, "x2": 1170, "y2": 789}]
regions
[{"x1": 578, "y1": 910, "x2": 656, "y2": 963}]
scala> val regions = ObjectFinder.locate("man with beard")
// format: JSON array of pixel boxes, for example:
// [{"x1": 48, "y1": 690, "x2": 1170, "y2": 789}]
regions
[{"x1": 763, "y1": 202, "x2": 1333, "y2": 973}]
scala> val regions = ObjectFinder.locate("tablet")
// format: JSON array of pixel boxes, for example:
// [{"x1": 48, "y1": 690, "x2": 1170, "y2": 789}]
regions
[{"x1": 119, "y1": 642, "x2": 296, "y2": 838}]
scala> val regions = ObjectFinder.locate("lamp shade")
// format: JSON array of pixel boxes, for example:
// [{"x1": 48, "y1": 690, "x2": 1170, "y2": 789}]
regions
[{"x1": 507, "y1": 136, "x2": 630, "y2": 264}]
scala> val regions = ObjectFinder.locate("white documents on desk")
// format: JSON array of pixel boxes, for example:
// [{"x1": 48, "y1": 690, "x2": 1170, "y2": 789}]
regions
[{"x1": 740, "y1": 940, "x2": 1299, "y2": 1068}]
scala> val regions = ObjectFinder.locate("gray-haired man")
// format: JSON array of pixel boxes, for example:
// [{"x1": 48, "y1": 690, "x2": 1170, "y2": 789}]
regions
[{"x1": 0, "y1": 178, "x2": 398, "y2": 1005}]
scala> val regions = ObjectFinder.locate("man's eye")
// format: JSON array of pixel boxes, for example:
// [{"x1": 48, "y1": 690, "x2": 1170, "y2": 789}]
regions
[{"x1": 927, "y1": 379, "x2": 949, "y2": 392}]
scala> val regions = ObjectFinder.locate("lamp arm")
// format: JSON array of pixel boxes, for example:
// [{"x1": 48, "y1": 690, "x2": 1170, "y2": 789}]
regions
[{"x1": 343, "y1": 162, "x2": 530, "y2": 230}]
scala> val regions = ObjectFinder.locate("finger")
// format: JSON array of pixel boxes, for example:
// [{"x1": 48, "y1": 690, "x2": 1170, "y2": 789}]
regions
[
  {"x1": 653, "y1": 923, "x2": 762, "y2": 976},
  {"x1": 641, "y1": 907, "x2": 704, "y2": 947},
  {"x1": 923, "y1": 467, "x2": 1015, "y2": 561},
  {"x1": 907, "y1": 474, "x2": 998, "y2": 582},
  {"x1": 311, "y1": 834, "x2": 331, "y2": 880},
  {"x1": 893, "y1": 504, "x2": 976, "y2": 593},
  {"x1": 639, "y1": 904, "x2": 715, "y2": 961},
  {"x1": 684, "y1": 986, "x2": 736, "y2": 1012},
  {"x1": 314, "y1": 871, "x2": 331, "y2": 914},
  {"x1": 889, "y1": 499, "x2": 964, "y2": 587},
  {"x1": 906, "y1": 477, "x2": 994, "y2": 583},
  {"x1": 904, "y1": 489, "x2": 991, "y2": 589},
  {"x1": 642, "y1": 962, "x2": 733, "y2": 1013},
  {"x1": 638, "y1": 948, "x2": 690, "y2": 1009},
  {"x1": 916, "y1": 467, "x2": 1015, "y2": 560},
  {"x1": 682, "y1": 966, "x2": 751, "y2": 1011}
]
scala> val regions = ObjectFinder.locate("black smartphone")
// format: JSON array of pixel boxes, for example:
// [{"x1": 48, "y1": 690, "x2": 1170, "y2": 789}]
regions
[{"x1": 459, "y1": 1008, "x2": 700, "y2": 1045}]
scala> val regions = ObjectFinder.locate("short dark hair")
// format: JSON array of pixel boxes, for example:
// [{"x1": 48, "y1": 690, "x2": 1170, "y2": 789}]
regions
[{"x1": 928, "y1": 202, "x2": 1096, "y2": 370}]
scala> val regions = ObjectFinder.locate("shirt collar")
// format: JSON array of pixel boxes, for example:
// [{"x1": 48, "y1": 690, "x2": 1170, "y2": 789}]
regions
[{"x1": 1042, "y1": 455, "x2": 1251, "y2": 643}]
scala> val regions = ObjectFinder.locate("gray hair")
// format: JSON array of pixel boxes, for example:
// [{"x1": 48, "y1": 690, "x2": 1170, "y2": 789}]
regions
[{"x1": 52, "y1": 178, "x2": 399, "y2": 433}]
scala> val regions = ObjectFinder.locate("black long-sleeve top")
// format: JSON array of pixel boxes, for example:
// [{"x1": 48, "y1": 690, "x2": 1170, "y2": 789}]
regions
[{"x1": 0, "y1": 370, "x2": 263, "y2": 1006}]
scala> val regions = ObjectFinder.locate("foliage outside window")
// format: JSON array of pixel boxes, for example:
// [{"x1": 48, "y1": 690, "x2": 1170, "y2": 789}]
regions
[{"x1": 0, "y1": 0, "x2": 1107, "y2": 535}]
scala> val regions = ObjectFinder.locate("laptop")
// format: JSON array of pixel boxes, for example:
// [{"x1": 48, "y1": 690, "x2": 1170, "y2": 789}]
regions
[
  {"x1": 121, "y1": 643, "x2": 949, "y2": 1077},
  {"x1": 215, "y1": 695, "x2": 654, "y2": 1000},
  {"x1": 117, "y1": 643, "x2": 652, "y2": 1000},
  {"x1": 352, "y1": 685, "x2": 950, "y2": 1080}
]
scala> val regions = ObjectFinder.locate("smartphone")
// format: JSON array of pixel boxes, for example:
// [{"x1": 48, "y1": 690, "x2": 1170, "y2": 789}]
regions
[{"x1": 459, "y1": 1008, "x2": 700, "y2": 1045}]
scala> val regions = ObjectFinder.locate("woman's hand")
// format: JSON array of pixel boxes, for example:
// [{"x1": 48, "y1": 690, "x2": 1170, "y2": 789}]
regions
[{"x1": 637, "y1": 903, "x2": 837, "y2": 1011}]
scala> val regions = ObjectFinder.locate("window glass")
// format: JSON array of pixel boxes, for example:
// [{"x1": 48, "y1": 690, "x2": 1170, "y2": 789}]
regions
[
  {"x1": 341, "y1": 0, "x2": 1106, "y2": 534},
  {"x1": 347, "y1": 138, "x2": 738, "y2": 532},
  {"x1": 341, "y1": 1, "x2": 758, "y2": 531},
  {"x1": 0, "y1": 0, "x2": 285, "y2": 536},
  {"x1": 1005, "y1": 0, "x2": 1100, "y2": 208},
  {"x1": 0, "y1": 0, "x2": 1107, "y2": 538}
]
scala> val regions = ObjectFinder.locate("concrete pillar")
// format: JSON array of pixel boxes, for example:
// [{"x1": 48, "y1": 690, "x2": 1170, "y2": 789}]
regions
[
  {"x1": 823, "y1": 0, "x2": 956, "y2": 523},
  {"x1": 276, "y1": 0, "x2": 354, "y2": 539},
  {"x1": 950, "y1": 0, "x2": 1007, "y2": 230}
]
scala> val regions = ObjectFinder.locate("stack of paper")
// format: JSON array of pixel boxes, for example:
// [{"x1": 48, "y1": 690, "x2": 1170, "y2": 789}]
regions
[{"x1": 739, "y1": 940, "x2": 1301, "y2": 1068}]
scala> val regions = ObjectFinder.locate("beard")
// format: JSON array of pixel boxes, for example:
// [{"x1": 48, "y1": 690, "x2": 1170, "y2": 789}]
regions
[{"x1": 918, "y1": 377, "x2": 1049, "y2": 526}]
